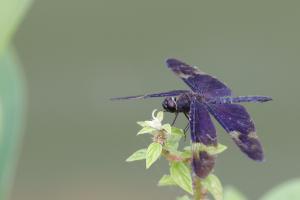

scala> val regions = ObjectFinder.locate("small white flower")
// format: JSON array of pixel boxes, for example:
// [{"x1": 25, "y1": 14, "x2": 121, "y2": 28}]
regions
[
  {"x1": 144, "y1": 109, "x2": 164, "y2": 130},
  {"x1": 137, "y1": 109, "x2": 173, "y2": 136},
  {"x1": 146, "y1": 120, "x2": 162, "y2": 130}
]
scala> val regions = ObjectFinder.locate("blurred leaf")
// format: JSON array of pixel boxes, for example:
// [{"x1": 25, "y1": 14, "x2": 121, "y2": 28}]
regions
[
  {"x1": 0, "y1": 0, "x2": 33, "y2": 55},
  {"x1": 163, "y1": 127, "x2": 184, "y2": 151},
  {"x1": 162, "y1": 123, "x2": 171, "y2": 134},
  {"x1": 202, "y1": 144, "x2": 227, "y2": 155},
  {"x1": 224, "y1": 186, "x2": 247, "y2": 200},
  {"x1": 180, "y1": 150, "x2": 192, "y2": 159},
  {"x1": 146, "y1": 142, "x2": 162, "y2": 169},
  {"x1": 165, "y1": 133, "x2": 181, "y2": 151},
  {"x1": 126, "y1": 149, "x2": 147, "y2": 162},
  {"x1": 0, "y1": 48, "x2": 26, "y2": 200},
  {"x1": 171, "y1": 127, "x2": 184, "y2": 136},
  {"x1": 202, "y1": 174, "x2": 223, "y2": 200},
  {"x1": 184, "y1": 146, "x2": 191, "y2": 151},
  {"x1": 260, "y1": 179, "x2": 300, "y2": 200},
  {"x1": 158, "y1": 174, "x2": 176, "y2": 186},
  {"x1": 0, "y1": 101, "x2": 3, "y2": 143},
  {"x1": 170, "y1": 162, "x2": 193, "y2": 194},
  {"x1": 137, "y1": 126, "x2": 156, "y2": 135},
  {"x1": 183, "y1": 143, "x2": 227, "y2": 156},
  {"x1": 176, "y1": 195, "x2": 191, "y2": 200}
]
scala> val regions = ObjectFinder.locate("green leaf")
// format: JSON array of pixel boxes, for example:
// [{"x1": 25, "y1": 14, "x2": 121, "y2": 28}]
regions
[
  {"x1": 0, "y1": 101, "x2": 3, "y2": 143},
  {"x1": 184, "y1": 146, "x2": 191, "y2": 151},
  {"x1": 158, "y1": 175, "x2": 176, "y2": 186},
  {"x1": 0, "y1": 0, "x2": 33, "y2": 54},
  {"x1": 224, "y1": 186, "x2": 247, "y2": 200},
  {"x1": 0, "y1": 49, "x2": 26, "y2": 200},
  {"x1": 202, "y1": 174, "x2": 223, "y2": 200},
  {"x1": 0, "y1": 1, "x2": 32, "y2": 199},
  {"x1": 171, "y1": 127, "x2": 185, "y2": 136},
  {"x1": 176, "y1": 195, "x2": 191, "y2": 200},
  {"x1": 181, "y1": 146, "x2": 192, "y2": 159},
  {"x1": 126, "y1": 149, "x2": 147, "y2": 162},
  {"x1": 260, "y1": 179, "x2": 300, "y2": 200},
  {"x1": 202, "y1": 144, "x2": 227, "y2": 155},
  {"x1": 162, "y1": 124, "x2": 171, "y2": 134},
  {"x1": 181, "y1": 150, "x2": 192, "y2": 159},
  {"x1": 146, "y1": 142, "x2": 162, "y2": 169},
  {"x1": 164, "y1": 127, "x2": 183, "y2": 151},
  {"x1": 156, "y1": 111, "x2": 164, "y2": 121},
  {"x1": 137, "y1": 126, "x2": 156, "y2": 135},
  {"x1": 184, "y1": 143, "x2": 227, "y2": 155},
  {"x1": 170, "y1": 162, "x2": 193, "y2": 194},
  {"x1": 165, "y1": 134, "x2": 181, "y2": 151}
]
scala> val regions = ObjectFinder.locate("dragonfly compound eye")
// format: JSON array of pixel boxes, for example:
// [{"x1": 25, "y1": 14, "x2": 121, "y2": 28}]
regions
[{"x1": 162, "y1": 97, "x2": 177, "y2": 113}]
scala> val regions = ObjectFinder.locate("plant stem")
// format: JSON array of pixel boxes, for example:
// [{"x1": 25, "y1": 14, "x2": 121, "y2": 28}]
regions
[
  {"x1": 161, "y1": 149, "x2": 190, "y2": 162},
  {"x1": 161, "y1": 149, "x2": 209, "y2": 199},
  {"x1": 192, "y1": 173, "x2": 207, "y2": 200}
]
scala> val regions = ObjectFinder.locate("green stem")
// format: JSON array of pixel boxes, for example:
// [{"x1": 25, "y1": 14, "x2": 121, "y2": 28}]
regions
[
  {"x1": 161, "y1": 149, "x2": 190, "y2": 162},
  {"x1": 192, "y1": 173, "x2": 207, "y2": 200},
  {"x1": 161, "y1": 149, "x2": 208, "y2": 199}
]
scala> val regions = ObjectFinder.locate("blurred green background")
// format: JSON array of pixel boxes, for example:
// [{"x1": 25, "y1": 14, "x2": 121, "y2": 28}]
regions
[{"x1": 8, "y1": 0, "x2": 300, "y2": 199}]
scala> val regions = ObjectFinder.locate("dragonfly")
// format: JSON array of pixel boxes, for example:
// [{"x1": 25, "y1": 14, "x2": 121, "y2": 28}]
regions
[{"x1": 112, "y1": 58, "x2": 272, "y2": 178}]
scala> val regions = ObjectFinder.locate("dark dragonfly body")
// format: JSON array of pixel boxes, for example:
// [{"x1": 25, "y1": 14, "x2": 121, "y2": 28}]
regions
[
  {"x1": 162, "y1": 92, "x2": 271, "y2": 113},
  {"x1": 112, "y1": 58, "x2": 272, "y2": 178}
]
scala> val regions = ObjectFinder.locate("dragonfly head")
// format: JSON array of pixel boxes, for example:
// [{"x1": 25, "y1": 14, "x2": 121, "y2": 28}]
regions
[{"x1": 162, "y1": 97, "x2": 177, "y2": 113}]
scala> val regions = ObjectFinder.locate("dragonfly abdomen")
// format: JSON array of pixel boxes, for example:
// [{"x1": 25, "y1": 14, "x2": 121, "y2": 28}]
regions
[{"x1": 211, "y1": 96, "x2": 272, "y2": 104}]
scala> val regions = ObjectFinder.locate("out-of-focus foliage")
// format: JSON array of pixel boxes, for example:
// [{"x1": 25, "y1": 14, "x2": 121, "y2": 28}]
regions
[
  {"x1": 202, "y1": 174, "x2": 223, "y2": 200},
  {"x1": 260, "y1": 179, "x2": 300, "y2": 200},
  {"x1": 224, "y1": 186, "x2": 247, "y2": 200},
  {"x1": 0, "y1": 0, "x2": 32, "y2": 55},
  {"x1": 0, "y1": 102, "x2": 3, "y2": 143},
  {"x1": 0, "y1": 49, "x2": 26, "y2": 200},
  {"x1": 224, "y1": 179, "x2": 300, "y2": 200},
  {"x1": 176, "y1": 195, "x2": 191, "y2": 200},
  {"x1": 0, "y1": 0, "x2": 32, "y2": 199}
]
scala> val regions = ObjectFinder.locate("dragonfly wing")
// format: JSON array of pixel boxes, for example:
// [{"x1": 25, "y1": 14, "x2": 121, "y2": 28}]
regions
[
  {"x1": 190, "y1": 98, "x2": 217, "y2": 178},
  {"x1": 111, "y1": 90, "x2": 189, "y2": 100},
  {"x1": 166, "y1": 58, "x2": 231, "y2": 97},
  {"x1": 190, "y1": 99, "x2": 217, "y2": 145},
  {"x1": 206, "y1": 103, "x2": 264, "y2": 161}
]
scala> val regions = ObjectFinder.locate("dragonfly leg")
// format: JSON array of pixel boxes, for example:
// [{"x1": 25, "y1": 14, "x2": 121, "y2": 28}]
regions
[
  {"x1": 182, "y1": 112, "x2": 190, "y2": 141},
  {"x1": 171, "y1": 112, "x2": 179, "y2": 126},
  {"x1": 184, "y1": 123, "x2": 190, "y2": 133},
  {"x1": 184, "y1": 112, "x2": 190, "y2": 120}
]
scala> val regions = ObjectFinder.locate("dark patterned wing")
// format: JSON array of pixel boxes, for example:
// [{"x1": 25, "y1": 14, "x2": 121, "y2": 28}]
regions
[
  {"x1": 206, "y1": 103, "x2": 264, "y2": 161},
  {"x1": 166, "y1": 58, "x2": 231, "y2": 97},
  {"x1": 190, "y1": 99, "x2": 217, "y2": 145},
  {"x1": 110, "y1": 90, "x2": 189, "y2": 100},
  {"x1": 190, "y1": 99, "x2": 217, "y2": 178}
]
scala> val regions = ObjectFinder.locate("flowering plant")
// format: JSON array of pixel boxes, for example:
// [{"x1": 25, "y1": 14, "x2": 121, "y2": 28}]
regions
[{"x1": 126, "y1": 110, "x2": 227, "y2": 200}]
